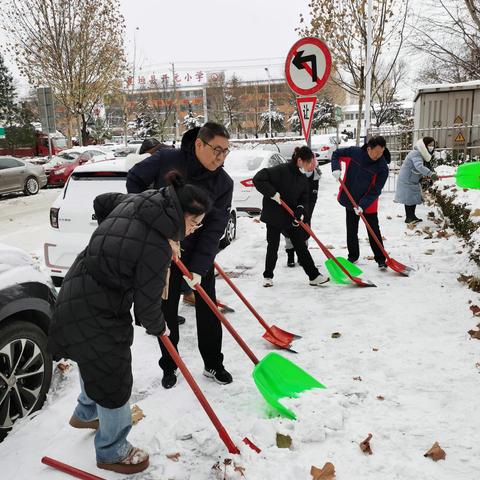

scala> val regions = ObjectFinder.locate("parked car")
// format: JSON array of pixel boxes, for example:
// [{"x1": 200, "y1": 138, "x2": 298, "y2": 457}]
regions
[
  {"x1": 223, "y1": 149, "x2": 288, "y2": 215},
  {"x1": 47, "y1": 151, "x2": 95, "y2": 187},
  {"x1": 43, "y1": 147, "x2": 113, "y2": 177},
  {"x1": 0, "y1": 156, "x2": 47, "y2": 196},
  {"x1": 310, "y1": 134, "x2": 343, "y2": 164},
  {"x1": 0, "y1": 243, "x2": 56, "y2": 442},
  {"x1": 44, "y1": 157, "x2": 237, "y2": 286}
]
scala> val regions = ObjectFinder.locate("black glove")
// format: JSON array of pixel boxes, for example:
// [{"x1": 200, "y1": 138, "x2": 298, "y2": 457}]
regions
[
  {"x1": 294, "y1": 205, "x2": 305, "y2": 222},
  {"x1": 292, "y1": 205, "x2": 305, "y2": 227}
]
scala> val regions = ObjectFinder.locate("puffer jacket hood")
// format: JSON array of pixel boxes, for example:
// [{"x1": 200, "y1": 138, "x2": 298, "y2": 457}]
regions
[{"x1": 94, "y1": 186, "x2": 185, "y2": 242}]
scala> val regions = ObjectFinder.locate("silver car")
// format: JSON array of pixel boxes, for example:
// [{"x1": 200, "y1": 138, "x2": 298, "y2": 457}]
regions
[{"x1": 0, "y1": 156, "x2": 48, "y2": 196}]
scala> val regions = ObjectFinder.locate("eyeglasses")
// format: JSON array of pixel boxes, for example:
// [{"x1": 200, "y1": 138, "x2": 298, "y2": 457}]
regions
[{"x1": 203, "y1": 140, "x2": 230, "y2": 158}]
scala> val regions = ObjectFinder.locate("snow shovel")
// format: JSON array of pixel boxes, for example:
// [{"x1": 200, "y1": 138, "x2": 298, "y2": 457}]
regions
[
  {"x1": 438, "y1": 161, "x2": 480, "y2": 189},
  {"x1": 160, "y1": 335, "x2": 244, "y2": 454},
  {"x1": 41, "y1": 457, "x2": 105, "y2": 480},
  {"x1": 214, "y1": 261, "x2": 300, "y2": 352},
  {"x1": 280, "y1": 200, "x2": 376, "y2": 287},
  {"x1": 173, "y1": 257, "x2": 325, "y2": 419},
  {"x1": 338, "y1": 179, "x2": 413, "y2": 276}
]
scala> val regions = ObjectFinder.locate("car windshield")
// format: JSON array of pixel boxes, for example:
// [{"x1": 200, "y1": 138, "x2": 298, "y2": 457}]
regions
[{"x1": 225, "y1": 153, "x2": 265, "y2": 172}]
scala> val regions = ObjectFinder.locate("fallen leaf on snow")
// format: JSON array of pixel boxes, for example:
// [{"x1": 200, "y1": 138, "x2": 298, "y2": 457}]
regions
[
  {"x1": 458, "y1": 274, "x2": 474, "y2": 284},
  {"x1": 325, "y1": 244, "x2": 335, "y2": 249},
  {"x1": 386, "y1": 215, "x2": 392, "y2": 219},
  {"x1": 56, "y1": 361, "x2": 71, "y2": 372},
  {"x1": 253, "y1": 218, "x2": 261, "y2": 223},
  {"x1": 475, "y1": 362, "x2": 480, "y2": 369},
  {"x1": 311, "y1": 462, "x2": 335, "y2": 479},
  {"x1": 353, "y1": 376, "x2": 362, "y2": 381},
  {"x1": 424, "y1": 442, "x2": 446, "y2": 461},
  {"x1": 424, "y1": 249, "x2": 435, "y2": 255},
  {"x1": 372, "y1": 347, "x2": 379, "y2": 352},
  {"x1": 468, "y1": 329, "x2": 480, "y2": 340},
  {"x1": 360, "y1": 433, "x2": 373, "y2": 454},
  {"x1": 276, "y1": 433, "x2": 292, "y2": 449},
  {"x1": 366, "y1": 255, "x2": 375, "y2": 260},
  {"x1": 470, "y1": 305, "x2": 480, "y2": 316},
  {"x1": 131, "y1": 404, "x2": 145, "y2": 425},
  {"x1": 234, "y1": 463, "x2": 246, "y2": 477},
  {"x1": 166, "y1": 452, "x2": 181, "y2": 462},
  {"x1": 331, "y1": 332, "x2": 341, "y2": 338}
]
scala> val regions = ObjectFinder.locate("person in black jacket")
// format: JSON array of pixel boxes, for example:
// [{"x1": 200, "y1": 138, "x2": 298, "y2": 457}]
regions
[
  {"x1": 284, "y1": 159, "x2": 321, "y2": 267},
  {"x1": 47, "y1": 172, "x2": 211, "y2": 475},
  {"x1": 253, "y1": 146, "x2": 329, "y2": 287},
  {"x1": 126, "y1": 122, "x2": 234, "y2": 389}
]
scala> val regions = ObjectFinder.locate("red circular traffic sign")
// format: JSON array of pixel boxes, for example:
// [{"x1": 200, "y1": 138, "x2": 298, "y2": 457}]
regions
[{"x1": 284, "y1": 37, "x2": 332, "y2": 96}]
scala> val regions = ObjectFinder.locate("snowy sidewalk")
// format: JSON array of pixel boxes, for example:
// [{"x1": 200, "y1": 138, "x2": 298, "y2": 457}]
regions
[{"x1": 2, "y1": 167, "x2": 480, "y2": 479}]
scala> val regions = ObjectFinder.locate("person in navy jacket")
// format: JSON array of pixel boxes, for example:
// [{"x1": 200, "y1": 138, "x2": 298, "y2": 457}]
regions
[
  {"x1": 126, "y1": 122, "x2": 234, "y2": 389},
  {"x1": 331, "y1": 136, "x2": 389, "y2": 268}
]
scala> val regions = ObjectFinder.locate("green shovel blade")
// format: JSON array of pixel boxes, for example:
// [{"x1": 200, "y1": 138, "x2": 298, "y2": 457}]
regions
[
  {"x1": 455, "y1": 161, "x2": 480, "y2": 189},
  {"x1": 325, "y1": 256, "x2": 363, "y2": 284},
  {"x1": 252, "y1": 352, "x2": 325, "y2": 420}
]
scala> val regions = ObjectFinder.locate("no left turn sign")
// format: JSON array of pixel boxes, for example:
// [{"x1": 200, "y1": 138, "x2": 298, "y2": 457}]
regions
[{"x1": 285, "y1": 37, "x2": 332, "y2": 96}]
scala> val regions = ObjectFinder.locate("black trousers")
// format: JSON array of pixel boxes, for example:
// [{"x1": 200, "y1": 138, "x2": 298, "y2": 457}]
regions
[
  {"x1": 264, "y1": 224, "x2": 319, "y2": 280},
  {"x1": 405, "y1": 205, "x2": 417, "y2": 219},
  {"x1": 157, "y1": 260, "x2": 223, "y2": 372},
  {"x1": 346, "y1": 209, "x2": 386, "y2": 264}
]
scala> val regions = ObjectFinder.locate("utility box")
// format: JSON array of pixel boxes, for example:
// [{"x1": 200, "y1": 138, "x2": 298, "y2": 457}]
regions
[{"x1": 414, "y1": 80, "x2": 480, "y2": 155}]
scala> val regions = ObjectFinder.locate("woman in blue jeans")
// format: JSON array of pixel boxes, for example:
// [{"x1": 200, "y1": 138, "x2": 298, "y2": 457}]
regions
[{"x1": 48, "y1": 172, "x2": 211, "y2": 475}]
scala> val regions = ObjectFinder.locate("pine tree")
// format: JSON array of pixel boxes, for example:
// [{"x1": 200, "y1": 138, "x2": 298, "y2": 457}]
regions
[
  {"x1": 312, "y1": 97, "x2": 336, "y2": 130},
  {"x1": 182, "y1": 102, "x2": 203, "y2": 130},
  {"x1": 260, "y1": 100, "x2": 285, "y2": 134},
  {"x1": 0, "y1": 54, "x2": 18, "y2": 126}
]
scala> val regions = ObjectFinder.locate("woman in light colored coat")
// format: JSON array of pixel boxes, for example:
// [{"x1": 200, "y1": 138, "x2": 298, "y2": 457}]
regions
[{"x1": 394, "y1": 137, "x2": 438, "y2": 224}]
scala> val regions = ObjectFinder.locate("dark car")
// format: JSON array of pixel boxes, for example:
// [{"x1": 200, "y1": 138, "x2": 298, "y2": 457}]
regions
[{"x1": 0, "y1": 244, "x2": 57, "y2": 442}]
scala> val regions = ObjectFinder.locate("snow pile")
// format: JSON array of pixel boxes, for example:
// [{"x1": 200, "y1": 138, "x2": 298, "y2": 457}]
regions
[{"x1": 0, "y1": 242, "x2": 51, "y2": 290}]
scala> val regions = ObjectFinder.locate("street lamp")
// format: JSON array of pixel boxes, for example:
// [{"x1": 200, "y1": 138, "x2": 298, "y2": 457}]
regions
[{"x1": 264, "y1": 67, "x2": 272, "y2": 138}]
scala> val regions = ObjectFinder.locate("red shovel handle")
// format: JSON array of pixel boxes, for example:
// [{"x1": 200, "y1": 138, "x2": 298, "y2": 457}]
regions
[
  {"x1": 214, "y1": 262, "x2": 272, "y2": 333},
  {"x1": 173, "y1": 257, "x2": 259, "y2": 365},
  {"x1": 338, "y1": 179, "x2": 390, "y2": 260},
  {"x1": 159, "y1": 335, "x2": 240, "y2": 454},
  {"x1": 41, "y1": 457, "x2": 105, "y2": 480},
  {"x1": 280, "y1": 200, "x2": 366, "y2": 285}
]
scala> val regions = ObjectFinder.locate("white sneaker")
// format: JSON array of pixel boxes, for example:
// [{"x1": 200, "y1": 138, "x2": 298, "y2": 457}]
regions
[
  {"x1": 309, "y1": 274, "x2": 329, "y2": 286},
  {"x1": 263, "y1": 278, "x2": 273, "y2": 287}
]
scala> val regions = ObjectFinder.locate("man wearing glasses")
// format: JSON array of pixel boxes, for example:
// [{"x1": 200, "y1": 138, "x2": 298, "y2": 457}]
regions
[{"x1": 127, "y1": 122, "x2": 234, "y2": 389}]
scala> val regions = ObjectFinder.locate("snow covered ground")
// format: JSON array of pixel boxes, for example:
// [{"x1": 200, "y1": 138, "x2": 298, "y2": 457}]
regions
[{"x1": 1, "y1": 170, "x2": 480, "y2": 479}]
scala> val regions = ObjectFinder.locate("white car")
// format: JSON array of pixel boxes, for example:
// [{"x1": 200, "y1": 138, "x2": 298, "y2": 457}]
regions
[
  {"x1": 223, "y1": 149, "x2": 288, "y2": 215},
  {"x1": 310, "y1": 134, "x2": 342, "y2": 164},
  {"x1": 44, "y1": 157, "x2": 237, "y2": 286}
]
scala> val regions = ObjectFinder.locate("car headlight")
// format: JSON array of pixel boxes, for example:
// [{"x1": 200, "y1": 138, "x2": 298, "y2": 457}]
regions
[{"x1": 53, "y1": 168, "x2": 66, "y2": 175}]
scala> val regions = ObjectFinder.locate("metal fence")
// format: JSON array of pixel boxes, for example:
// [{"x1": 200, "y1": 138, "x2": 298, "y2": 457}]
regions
[{"x1": 369, "y1": 125, "x2": 480, "y2": 192}]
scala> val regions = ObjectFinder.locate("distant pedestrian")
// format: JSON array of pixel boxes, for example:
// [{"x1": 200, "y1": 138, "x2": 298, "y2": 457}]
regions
[
  {"x1": 253, "y1": 146, "x2": 329, "y2": 287},
  {"x1": 331, "y1": 136, "x2": 389, "y2": 269},
  {"x1": 394, "y1": 137, "x2": 438, "y2": 224}
]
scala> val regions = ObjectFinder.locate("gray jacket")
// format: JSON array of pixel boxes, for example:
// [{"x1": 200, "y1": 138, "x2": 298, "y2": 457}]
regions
[{"x1": 394, "y1": 140, "x2": 433, "y2": 205}]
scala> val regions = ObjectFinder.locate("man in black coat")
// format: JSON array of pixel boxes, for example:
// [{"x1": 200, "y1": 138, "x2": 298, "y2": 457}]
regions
[{"x1": 126, "y1": 122, "x2": 234, "y2": 388}]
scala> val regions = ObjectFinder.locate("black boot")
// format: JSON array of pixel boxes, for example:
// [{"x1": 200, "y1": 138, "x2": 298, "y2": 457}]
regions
[
  {"x1": 286, "y1": 248, "x2": 295, "y2": 267},
  {"x1": 161, "y1": 370, "x2": 177, "y2": 389}
]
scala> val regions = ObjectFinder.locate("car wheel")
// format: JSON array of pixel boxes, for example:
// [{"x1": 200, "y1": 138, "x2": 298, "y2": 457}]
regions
[
  {"x1": 0, "y1": 321, "x2": 53, "y2": 442},
  {"x1": 23, "y1": 177, "x2": 40, "y2": 196},
  {"x1": 219, "y1": 211, "x2": 237, "y2": 249}
]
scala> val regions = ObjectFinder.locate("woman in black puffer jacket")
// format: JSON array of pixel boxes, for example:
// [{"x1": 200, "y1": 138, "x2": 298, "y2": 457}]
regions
[
  {"x1": 253, "y1": 146, "x2": 329, "y2": 287},
  {"x1": 47, "y1": 172, "x2": 211, "y2": 475}
]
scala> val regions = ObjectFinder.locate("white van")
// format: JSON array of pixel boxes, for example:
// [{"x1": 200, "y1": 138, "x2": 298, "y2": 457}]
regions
[{"x1": 44, "y1": 157, "x2": 237, "y2": 286}]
